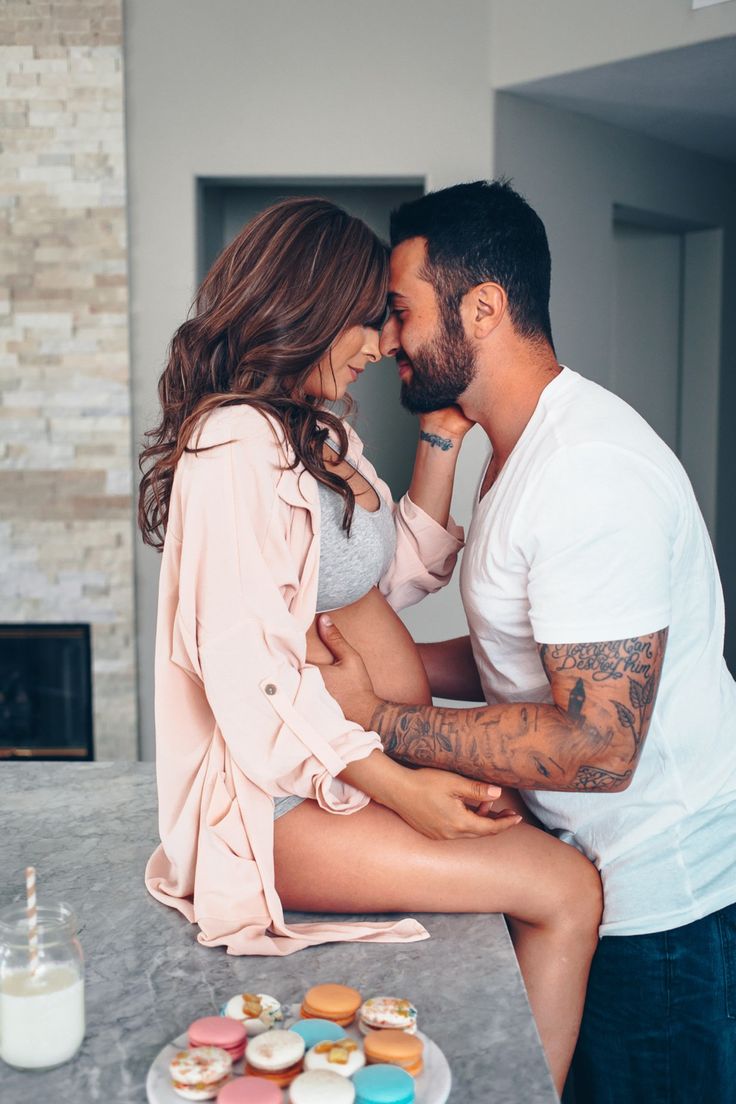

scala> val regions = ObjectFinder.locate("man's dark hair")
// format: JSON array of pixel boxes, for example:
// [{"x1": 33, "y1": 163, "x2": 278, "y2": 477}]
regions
[{"x1": 390, "y1": 179, "x2": 554, "y2": 347}]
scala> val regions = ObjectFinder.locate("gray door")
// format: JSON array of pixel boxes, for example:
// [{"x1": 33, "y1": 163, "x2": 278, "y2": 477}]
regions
[
  {"x1": 611, "y1": 219, "x2": 722, "y2": 541},
  {"x1": 612, "y1": 222, "x2": 682, "y2": 453}
]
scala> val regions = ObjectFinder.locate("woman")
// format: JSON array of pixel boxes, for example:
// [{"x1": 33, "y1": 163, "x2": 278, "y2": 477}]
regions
[{"x1": 139, "y1": 197, "x2": 601, "y2": 1093}]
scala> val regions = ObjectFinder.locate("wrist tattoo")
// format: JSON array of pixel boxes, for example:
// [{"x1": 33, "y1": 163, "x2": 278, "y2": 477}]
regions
[{"x1": 419, "y1": 430, "x2": 454, "y2": 452}]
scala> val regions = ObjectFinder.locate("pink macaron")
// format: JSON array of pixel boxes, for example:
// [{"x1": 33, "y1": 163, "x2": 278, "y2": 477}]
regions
[
  {"x1": 216, "y1": 1077, "x2": 283, "y2": 1103},
  {"x1": 189, "y1": 1016, "x2": 248, "y2": 1063}
]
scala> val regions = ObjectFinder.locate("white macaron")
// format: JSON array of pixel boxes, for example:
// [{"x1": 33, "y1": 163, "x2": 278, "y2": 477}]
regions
[
  {"x1": 289, "y1": 1069, "x2": 356, "y2": 1104},
  {"x1": 304, "y1": 1036, "x2": 366, "y2": 1078},
  {"x1": 358, "y1": 997, "x2": 418, "y2": 1035},
  {"x1": 221, "y1": 992, "x2": 283, "y2": 1036},
  {"x1": 168, "y1": 1046, "x2": 232, "y2": 1101}
]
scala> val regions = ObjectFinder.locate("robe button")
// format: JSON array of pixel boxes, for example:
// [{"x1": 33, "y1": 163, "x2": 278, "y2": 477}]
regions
[{"x1": 264, "y1": 683, "x2": 277, "y2": 696}]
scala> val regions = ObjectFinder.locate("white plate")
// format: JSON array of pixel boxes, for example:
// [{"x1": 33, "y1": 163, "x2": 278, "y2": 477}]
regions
[{"x1": 147, "y1": 1003, "x2": 451, "y2": 1104}]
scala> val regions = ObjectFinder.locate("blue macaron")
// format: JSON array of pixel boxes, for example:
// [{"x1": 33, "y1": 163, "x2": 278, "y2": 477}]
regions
[
  {"x1": 352, "y1": 1064, "x2": 416, "y2": 1104},
  {"x1": 289, "y1": 1018, "x2": 347, "y2": 1049}
]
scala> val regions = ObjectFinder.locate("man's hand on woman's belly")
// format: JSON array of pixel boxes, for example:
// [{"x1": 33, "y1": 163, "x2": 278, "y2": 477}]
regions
[{"x1": 307, "y1": 588, "x2": 432, "y2": 706}]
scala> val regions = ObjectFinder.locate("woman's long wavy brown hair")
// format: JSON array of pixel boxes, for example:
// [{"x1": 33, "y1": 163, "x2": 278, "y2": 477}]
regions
[{"x1": 138, "y1": 197, "x2": 389, "y2": 550}]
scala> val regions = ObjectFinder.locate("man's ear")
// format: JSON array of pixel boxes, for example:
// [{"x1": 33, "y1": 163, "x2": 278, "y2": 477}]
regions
[{"x1": 462, "y1": 282, "x2": 507, "y2": 338}]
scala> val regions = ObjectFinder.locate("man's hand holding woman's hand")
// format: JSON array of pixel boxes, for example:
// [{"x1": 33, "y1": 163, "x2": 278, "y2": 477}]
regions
[
  {"x1": 386, "y1": 766, "x2": 522, "y2": 840},
  {"x1": 339, "y1": 748, "x2": 522, "y2": 842}
]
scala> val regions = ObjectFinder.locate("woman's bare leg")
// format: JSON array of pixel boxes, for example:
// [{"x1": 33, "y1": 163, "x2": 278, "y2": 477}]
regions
[{"x1": 274, "y1": 800, "x2": 601, "y2": 1094}]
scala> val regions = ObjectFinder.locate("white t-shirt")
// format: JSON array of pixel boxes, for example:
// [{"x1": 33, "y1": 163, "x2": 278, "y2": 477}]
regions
[{"x1": 460, "y1": 367, "x2": 736, "y2": 936}]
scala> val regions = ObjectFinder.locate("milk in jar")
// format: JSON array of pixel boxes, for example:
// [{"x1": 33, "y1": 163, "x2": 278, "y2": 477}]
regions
[{"x1": 0, "y1": 901, "x2": 85, "y2": 1071}]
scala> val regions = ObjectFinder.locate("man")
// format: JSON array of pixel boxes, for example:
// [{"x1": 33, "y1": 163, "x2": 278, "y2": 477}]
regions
[{"x1": 317, "y1": 180, "x2": 736, "y2": 1104}]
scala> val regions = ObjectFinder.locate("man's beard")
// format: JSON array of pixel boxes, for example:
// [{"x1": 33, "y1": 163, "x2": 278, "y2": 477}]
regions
[{"x1": 399, "y1": 308, "x2": 478, "y2": 414}]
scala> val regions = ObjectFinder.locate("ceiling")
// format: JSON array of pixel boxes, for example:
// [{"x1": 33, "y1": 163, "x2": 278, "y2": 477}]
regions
[{"x1": 504, "y1": 35, "x2": 736, "y2": 165}]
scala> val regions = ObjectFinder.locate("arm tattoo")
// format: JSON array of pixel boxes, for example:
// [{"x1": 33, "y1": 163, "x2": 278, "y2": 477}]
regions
[
  {"x1": 574, "y1": 765, "x2": 633, "y2": 791},
  {"x1": 373, "y1": 629, "x2": 668, "y2": 793},
  {"x1": 419, "y1": 430, "x2": 454, "y2": 451},
  {"x1": 538, "y1": 637, "x2": 660, "y2": 683},
  {"x1": 539, "y1": 631, "x2": 667, "y2": 765},
  {"x1": 567, "y1": 678, "x2": 585, "y2": 717}
]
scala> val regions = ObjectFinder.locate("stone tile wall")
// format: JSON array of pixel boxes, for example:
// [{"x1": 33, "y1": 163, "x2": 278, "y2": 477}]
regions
[{"x1": 0, "y1": 1, "x2": 137, "y2": 759}]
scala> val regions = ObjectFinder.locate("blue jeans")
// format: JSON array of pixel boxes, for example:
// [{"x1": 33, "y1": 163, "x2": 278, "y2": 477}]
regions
[{"x1": 563, "y1": 900, "x2": 736, "y2": 1104}]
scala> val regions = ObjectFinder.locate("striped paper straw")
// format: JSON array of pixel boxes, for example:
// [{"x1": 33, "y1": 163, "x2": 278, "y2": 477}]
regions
[{"x1": 25, "y1": 866, "x2": 39, "y2": 976}]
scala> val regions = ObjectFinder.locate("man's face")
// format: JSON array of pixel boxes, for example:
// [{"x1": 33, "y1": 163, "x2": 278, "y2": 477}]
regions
[{"x1": 380, "y1": 237, "x2": 478, "y2": 414}]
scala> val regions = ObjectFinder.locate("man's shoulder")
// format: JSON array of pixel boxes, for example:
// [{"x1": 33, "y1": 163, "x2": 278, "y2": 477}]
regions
[
  {"x1": 501, "y1": 372, "x2": 687, "y2": 538},
  {"x1": 547, "y1": 369, "x2": 652, "y2": 439},
  {"x1": 538, "y1": 370, "x2": 680, "y2": 476}
]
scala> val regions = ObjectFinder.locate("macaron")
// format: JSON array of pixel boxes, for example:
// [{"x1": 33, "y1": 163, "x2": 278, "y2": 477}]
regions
[
  {"x1": 364, "y1": 1030, "x2": 424, "y2": 1078},
  {"x1": 352, "y1": 1064, "x2": 416, "y2": 1104},
  {"x1": 222, "y1": 992, "x2": 283, "y2": 1036},
  {"x1": 289, "y1": 1018, "x2": 347, "y2": 1049},
  {"x1": 189, "y1": 1016, "x2": 248, "y2": 1063},
  {"x1": 169, "y1": 1046, "x2": 233, "y2": 1101},
  {"x1": 358, "y1": 998, "x2": 417, "y2": 1036},
  {"x1": 304, "y1": 1036, "x2": 366, "y2": 1078},
  {"x1": 289, "y1": 1069, "x2": 356, "y2": 1104},
  {"x1": 216, "y1": 1077, "x2": 282, "y2": 1104},
  {"x1": 245, "y1": 1029, "x2": 305, "y2": 1087},
  {"x1": 300, "y1": 984, "x2": 362, "y2": 1027}
]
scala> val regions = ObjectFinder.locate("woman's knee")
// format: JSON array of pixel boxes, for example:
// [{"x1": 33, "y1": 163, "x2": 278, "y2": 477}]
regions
[
  {"x1": 514, "y1": 840, "x2": 602, "y2": 941},
  {"x1": 553, "y1": 847, "x2": 603, "y2": 942}
]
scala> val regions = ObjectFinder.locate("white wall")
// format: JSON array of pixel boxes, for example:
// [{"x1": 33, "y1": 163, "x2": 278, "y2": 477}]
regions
[
  {"x1": 494, "y1": 92, "x2": 736, "y2": 670},
  {"x1": 490, "y1": 0, "x2": 736, "y2": 87},
  {"x1": 124, "y1": 0, "x2": 494, "y2": 758}
]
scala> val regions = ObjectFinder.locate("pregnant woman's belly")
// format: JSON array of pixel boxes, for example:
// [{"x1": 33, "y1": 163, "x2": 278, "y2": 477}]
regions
[{"x1": 305, "y1": 586, "x2": 432, "y2": 706}]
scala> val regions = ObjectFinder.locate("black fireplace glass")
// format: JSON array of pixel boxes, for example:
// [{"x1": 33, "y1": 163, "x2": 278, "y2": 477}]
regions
[{"x1": 0, "y1": 624, "x2": 93, "y2": 760}]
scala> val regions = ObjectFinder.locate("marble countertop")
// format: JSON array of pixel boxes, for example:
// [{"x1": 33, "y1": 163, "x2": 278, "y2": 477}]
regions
[{"x1": 0, "y1": 763, "x2": 557, "y2": 1103}]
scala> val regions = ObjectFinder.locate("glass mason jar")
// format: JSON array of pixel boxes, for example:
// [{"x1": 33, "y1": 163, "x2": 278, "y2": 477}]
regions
[{"x1": 0, "y1": 901, "x2": 85, "y2": 1070}]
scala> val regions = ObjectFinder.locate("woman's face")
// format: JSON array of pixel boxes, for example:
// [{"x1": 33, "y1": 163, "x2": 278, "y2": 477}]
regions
[{"x1": 302, "y1": 324, "x2": 381, "y2": 403}]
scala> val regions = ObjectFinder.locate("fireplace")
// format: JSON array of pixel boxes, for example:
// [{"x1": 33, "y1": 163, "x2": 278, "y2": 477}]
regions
[{"x1": 0, "y1": 625, "x2": 94, "y2": 760}]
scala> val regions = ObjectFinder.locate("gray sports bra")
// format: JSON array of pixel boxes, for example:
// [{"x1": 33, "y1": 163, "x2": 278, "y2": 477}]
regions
[{"x1": 315, "y1": 447, "x2": 397, "y2": 613}]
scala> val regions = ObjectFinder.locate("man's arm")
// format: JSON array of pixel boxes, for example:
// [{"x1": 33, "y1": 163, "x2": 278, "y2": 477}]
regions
[
  {"x1": 416, "y1": 636, "x2": 485, "y2": 702},
  {"x1": 317, "y1": 618, "x2": 668, "y2": 794}
]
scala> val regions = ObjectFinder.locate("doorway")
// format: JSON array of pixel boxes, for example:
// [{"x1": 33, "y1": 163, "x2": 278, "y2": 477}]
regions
[{"x1": 611, "y1": 207, "x2": 722, "y2": 537}]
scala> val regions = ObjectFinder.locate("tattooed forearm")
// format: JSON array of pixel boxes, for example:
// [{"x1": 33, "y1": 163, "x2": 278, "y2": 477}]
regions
[
  {"x1": 373, "y1": 698, "x2": 613, "y2": 791},
  {"x1": 373, "y1": 630, "x2": 668, "y2": 793}
]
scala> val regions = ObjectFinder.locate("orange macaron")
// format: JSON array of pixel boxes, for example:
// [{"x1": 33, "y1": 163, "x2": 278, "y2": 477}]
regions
[
  {"x1": 300, "y1": 984, "x2": 362, "y2": 1028},
  {"x1": 364, "y1": 1028, "x2": 424, "y2": 1077}
]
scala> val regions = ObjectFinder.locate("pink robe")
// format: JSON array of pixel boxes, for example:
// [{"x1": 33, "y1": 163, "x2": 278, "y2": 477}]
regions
[{"x1": 145, "y1": 404, "x2": 464, "y2": 954}]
